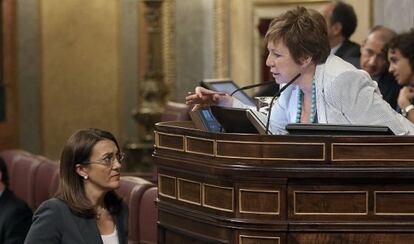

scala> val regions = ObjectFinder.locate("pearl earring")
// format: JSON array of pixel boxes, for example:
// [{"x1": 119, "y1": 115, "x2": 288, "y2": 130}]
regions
[{"x1": 84, "y1": 175, "x2": 88, "y2": 180}]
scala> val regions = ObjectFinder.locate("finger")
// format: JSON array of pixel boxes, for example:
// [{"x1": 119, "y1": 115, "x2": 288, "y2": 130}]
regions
[{"x1": 192, "y1": 104, "x2": 201, "y2": 111}]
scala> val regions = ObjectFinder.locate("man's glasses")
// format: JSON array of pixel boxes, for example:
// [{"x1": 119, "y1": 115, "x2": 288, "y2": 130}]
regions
[
  {"x1": 85, "y1": 152, "x2": 125, "y2": 167},
  {"x1": 361, "y1": 47, "x2": 387, "y2": 61}
]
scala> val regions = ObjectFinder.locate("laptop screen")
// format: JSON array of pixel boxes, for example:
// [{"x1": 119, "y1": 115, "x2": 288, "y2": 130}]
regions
[{"x1": 200, "y1": 79, "x2": 256, "y2": 107}]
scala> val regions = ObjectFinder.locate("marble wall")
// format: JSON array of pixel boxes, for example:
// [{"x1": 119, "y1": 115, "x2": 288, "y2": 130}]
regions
[
  {"x1": 17, "y1": 0, "x2": 139, "y2": 159},
  {"x1": 374, "y1": 0, "x2": 414, "y2": 33},
  {"x1": 173, "y1": 0, "x2": 216, "y2": 101}
]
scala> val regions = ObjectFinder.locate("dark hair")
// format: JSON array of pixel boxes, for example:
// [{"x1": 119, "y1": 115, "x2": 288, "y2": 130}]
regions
[
  {"x1": 388, "y1": 29, "x2": 414, "y2": 71},
  {"x1": 331, "y1": 1, "x2": 357, "y2": 39},
  {"x1": 0, "y1": 157, "x2": 9, "y2": 187},
  {"x1": 58, "y1": 128, "x2": 123, "y2": 218},
  {"x1": 265, "y1": 6, "x2": 330, "y2": 65}
]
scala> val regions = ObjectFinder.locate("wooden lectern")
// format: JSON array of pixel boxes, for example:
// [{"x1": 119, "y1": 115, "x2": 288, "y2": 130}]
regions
[{"x1": 154, "y1": 121, "x2": 414, "y2": 244}]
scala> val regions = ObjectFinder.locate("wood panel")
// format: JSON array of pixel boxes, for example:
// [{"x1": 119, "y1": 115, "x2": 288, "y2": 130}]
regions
[{"x1": 154, "y1": 121, "x2": 414, "y2": 243}]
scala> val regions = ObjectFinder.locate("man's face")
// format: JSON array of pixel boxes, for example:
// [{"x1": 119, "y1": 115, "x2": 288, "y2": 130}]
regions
[
  {"x1": 360, "y1": 32, "x2": 388, "y2": 77},
  {"x1": 388, "y1": 49, "x2": 414, "y2": 86}
]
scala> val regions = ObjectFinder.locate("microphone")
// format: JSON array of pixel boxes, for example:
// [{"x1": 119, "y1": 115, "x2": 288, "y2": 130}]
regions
[
  {"x1": 230, "y1": 81, "x2": 275, "y2": 96},
  {"x1": 265, "y1": 73, "x2": 301, "y2": 134}
]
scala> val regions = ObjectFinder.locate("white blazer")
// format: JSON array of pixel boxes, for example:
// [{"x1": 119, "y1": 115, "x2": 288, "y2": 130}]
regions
[{"x1": 233, "y1": 55, "x2": 414, "y2": 135}]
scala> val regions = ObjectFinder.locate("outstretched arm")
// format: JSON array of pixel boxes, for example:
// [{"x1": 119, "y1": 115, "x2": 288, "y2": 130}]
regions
[{"x1": 185, "y1": 86, "x2": 233, "y2": 110}]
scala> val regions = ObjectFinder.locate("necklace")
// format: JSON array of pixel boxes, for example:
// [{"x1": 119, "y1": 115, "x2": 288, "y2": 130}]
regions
[{"x1": 295, "y1": 78, "x2": 316, "y2": 123}]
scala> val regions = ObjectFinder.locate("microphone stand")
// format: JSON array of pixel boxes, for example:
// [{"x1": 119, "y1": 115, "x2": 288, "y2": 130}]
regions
[
  {"x1": 265, "y1": 73, "x2": 301, "y2": 134},
  {"x1": 230, "y1": 81, "x2": 274, "y2": 96}
]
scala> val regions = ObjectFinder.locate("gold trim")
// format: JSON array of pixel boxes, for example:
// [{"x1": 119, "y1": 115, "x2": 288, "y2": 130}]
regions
[
  {"x1": 185, "y1": 136, "x2": 215, "y2": 156},
  {"x1": 239, "y1": 189, "x2": 280, "y2": 215},
  {"x1": 162, "y1": 0, "x2": 176, "y2": 100},
  {"x1": 214, "y1": 0, "x2": 229, "y2": 78},
  {"x1": 183, "y1": 136, "x2": 188, "y2": 152},
  {"x1": 158, "y1": 174, "x2": 177, "y2": 199},
  {"x1": 202, "y1": 183, "x2": 234, "y2": 212},
  {"x1": 374, "y1": 191, "x2": 414, "y2": 216},
  {"x1": 239, "y1": 235, "x2": 280, "y2": 244},
  {"x1": 293, "y1": 190, "x2": 368, "y2": 215},
  {"x1": 331, "y1": 143, "x2": 414, "y2": 162},
  {"x1": 177, "y1": 178, "x2": 202, "y2": 205},
  {"x1": 213, "y1": 139, "x2": 218, "y2": 156},
  {"x1": 154, "y1": 131, "x2": 160, "y2": 147},
  {"x1": 216, "y1": 140, "x2": 326, "y2": 161},
  {"x1": 155, "y1": 132, "x2": 185, "y2": 152}
]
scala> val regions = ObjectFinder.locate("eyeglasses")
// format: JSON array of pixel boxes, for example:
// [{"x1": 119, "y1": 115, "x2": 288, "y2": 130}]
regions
[
  {"x1": 85, "y1": 152, "x2": 125, "y2": 167},
  {"x1": 361, "y1": 47, "x2": 387, "y2": 61}
]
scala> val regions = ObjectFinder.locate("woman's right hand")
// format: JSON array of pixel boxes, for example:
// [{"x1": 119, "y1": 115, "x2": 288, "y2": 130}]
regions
[
  {"x1": 185, "y1": 86, "x2": 233, "y2": 110},
  {"x1": 398, "y1": 86, "x2": 414, "y2": 108}
]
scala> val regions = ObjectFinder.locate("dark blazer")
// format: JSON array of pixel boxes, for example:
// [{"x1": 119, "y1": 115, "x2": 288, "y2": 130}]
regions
[
  {"x1": 0, "y1": 189, "x2": 33, "y2": 244},
  {"x1": 375, "y1": 71, "x2": 401, "y2": 111},
  {"x1": 24, "y1": 198, "x2": 128, "y2": 244},
  {"x1": 335, "y1": 39, "x2": 361, "y2": 68}
]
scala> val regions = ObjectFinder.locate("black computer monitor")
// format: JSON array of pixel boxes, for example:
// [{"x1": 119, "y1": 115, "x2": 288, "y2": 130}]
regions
[
  {"x1": 200, "y1": 78, "x2": 256, "y2": 107},
  {"x1": 285, "y1": 123, "x2": 394, "y2": 135}
]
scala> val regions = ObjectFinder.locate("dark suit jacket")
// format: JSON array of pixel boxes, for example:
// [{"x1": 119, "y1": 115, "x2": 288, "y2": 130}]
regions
[
  {"x1": 375, "y1": 71, "x2": 401, "y2": 111},
  {"x1": 335, "y1": 39, "x2": 361, "y2": 68},
  {"x1": 0, "y1": 189, "x2": 33, "y2": 244},
  {"x1": 24, "y1": 198, "x2": 128, "y2": 244}
]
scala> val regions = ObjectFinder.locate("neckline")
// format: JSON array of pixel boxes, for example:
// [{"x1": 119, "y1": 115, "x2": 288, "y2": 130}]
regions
[{"x1": 296, "y1": 78, "x2": 316, "y2": 123}]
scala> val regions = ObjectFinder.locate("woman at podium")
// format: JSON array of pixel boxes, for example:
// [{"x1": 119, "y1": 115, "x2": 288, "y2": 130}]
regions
[{"x1": 186, "y1": 7, "x2": 414, "y2": 135}]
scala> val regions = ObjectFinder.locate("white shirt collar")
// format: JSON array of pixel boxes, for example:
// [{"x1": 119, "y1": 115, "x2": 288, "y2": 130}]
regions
[{"x1": 330, "y1": 42, "x2": 343, "y2": 55}]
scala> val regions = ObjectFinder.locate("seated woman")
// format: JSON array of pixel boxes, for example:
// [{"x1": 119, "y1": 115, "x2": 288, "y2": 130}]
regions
[
  {"x1": 387, "y1": 29, "x2": 414, "y2": 123},
  {"x1": 25, "y1": 128, "x2": 128, "y2": 244},
  {"x1": 186, "y1": 7, "x2": 414, "y2": 135}
]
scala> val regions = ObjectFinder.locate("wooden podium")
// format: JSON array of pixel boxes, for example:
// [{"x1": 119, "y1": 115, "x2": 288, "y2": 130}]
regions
[{"x1": 153, "y1": 121, "x2": 414, "y2": 244}]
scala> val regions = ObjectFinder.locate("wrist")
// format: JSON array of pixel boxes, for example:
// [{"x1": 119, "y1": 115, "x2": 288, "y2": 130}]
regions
[{"x1": 401, "y1": 104, "x2": 414, "y2": 117}]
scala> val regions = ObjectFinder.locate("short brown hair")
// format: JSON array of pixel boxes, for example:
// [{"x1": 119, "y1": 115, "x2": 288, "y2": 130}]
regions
[
  {"x1": 58, "y1": 128, "x2": 123, "y2": 217},
  {"x1": 265, "y1": 6, "x2": 330, "y2": 65},
  {"x1": 388, "y1": 29, "x2": 414, "y2": 71}
]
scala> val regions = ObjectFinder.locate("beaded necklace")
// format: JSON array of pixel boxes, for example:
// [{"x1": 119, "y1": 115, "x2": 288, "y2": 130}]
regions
[{"x1": 295, "y1": 78, "x2": 316, "y2": 123}]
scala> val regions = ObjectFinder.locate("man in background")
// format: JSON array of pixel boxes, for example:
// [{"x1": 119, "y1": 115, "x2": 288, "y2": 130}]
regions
[
  {"x1": 360, "y1": 25, "x2": 400, "y2": 110},
  {"x1": 0, "y1": 157, "x2": 33, "y2": 244},
  {"x1": 321, "y1": 0, "x2": 360, "y2": 67}
]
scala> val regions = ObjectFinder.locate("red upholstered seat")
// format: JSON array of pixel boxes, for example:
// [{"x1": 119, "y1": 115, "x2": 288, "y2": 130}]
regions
[
  {"x1": 33, "y1": 155, "x2": 60, "y2": 208},
  {"x1": 139, "y1": 187, "x2": 158, "y2": 244},
  {"x1": 0, "y1": 150, "x2": 43, "y2": 209},
  {"x1": 117, "y1": 176, "x2": 154, "y2": 244}
]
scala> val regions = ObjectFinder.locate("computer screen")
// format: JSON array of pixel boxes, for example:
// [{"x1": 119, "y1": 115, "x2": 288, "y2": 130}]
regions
[
  {"x1": 189, "y1": 107, "x2": 223, "y2": 133},
  {"x1": 200, "y1": 79, "x2": 256, "y2": 107}
]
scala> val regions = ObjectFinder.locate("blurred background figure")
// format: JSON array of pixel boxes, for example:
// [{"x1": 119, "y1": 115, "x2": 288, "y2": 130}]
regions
[
  {"x1": 388, "y1": 29, "x2": 414, "y2": 123},
  {"x1": 0, "y1": 157, "x2": 33, "y2": 244},
  {"x1": 320, "y1": 0, "x2": 360, "y2": 67},
  {"x1": 360, "y1": 25, "x2": 400, "y2": 110}
]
